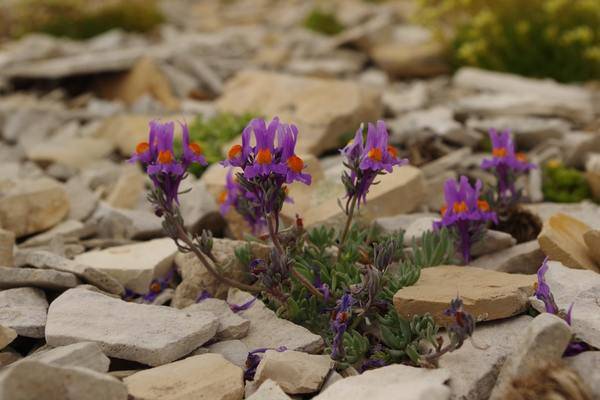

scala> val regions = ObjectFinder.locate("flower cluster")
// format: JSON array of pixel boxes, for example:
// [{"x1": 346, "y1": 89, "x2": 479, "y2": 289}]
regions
[
  {"x1": 219, "y1": 117, "x2": 311, "y2": 232},
  {"x1": 341, "y1": 121, "x2": 407, "y2": 210},
  {"x1": 534, "y1": 259, "x2": 589, "y2": 356},
  {"x1": 330, "y1": 293, "x2": 355, "y2": 360},
  {"x1": 434, "y1": 176, "x2": 497, "y2": 263},
  {"x1": 481, "y1": 129, "x2": 535, "y2": 205},
  {"x1": 129, "y1": 121, "x2": 207, "y2": 212}
]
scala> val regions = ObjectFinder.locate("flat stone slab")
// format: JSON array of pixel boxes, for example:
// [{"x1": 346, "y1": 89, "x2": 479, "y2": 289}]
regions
[
  {"x1": 45, "y1": 288, "x2": 218, "y2": 366},
  {"x1": 247, "y1": 380, "x2": 291, "y2": 400},
  {"x1": 566, "y1": 352, "x2": 600, "y2": 399},
  {"x1": 74, "y1": 238, "x2": 177, "y2": 293},
  {"x1": 255, "y1": 350, "x2": 333, "y2": 395},
  {"x1": 186, "y1": 298, "x2": 250, "y2": 340},
  {"x1": 19, "y1": 250, "x2": 124, "y2": 295},
  {"x1": 303, "y1": 165, "x2": 426, "y2": 229},
  {"x1": 0, "y1": 229, "x2": 15, "y2": 267},
  {"x1": 471, "y1": 240, "x2": 545, "y2": 274},
  {"x1": 0, "y1": 178, "x2": 69, "y2": 238},
  {"x1": 0, "y1": 325, "x2": 16, "y2": 351},
  {"x1": 204, "y1": 340, "x2": 249, "y2": 368},
  {"x1": 0, "y1": 266, "x2": 79, "y2": 290},
  {"x1": 393, "y1": 266, "x2": 536, "y2": 325},
  {"x1": 439, "y1": 316, "x2": 532, "y2": 400},
  {"x1": 489, "y1": 314, "x2": 572, "y2": 400},
  {"x1": 21, "y1": 220, "x2": 87, "y2": 247},
  {"x1": 537, "y1": 213, "x2": 599, "y2": 272},
  {"x1": 314, "y1": 364, "x2": 450, "y2": 400},
  {"x1": 0, "y1": 360, "x2": 127, "y2": 400},
  {"x1": 124, "y1": 354, "x2": 244, "y2": 400},
  {"x1": 217, "y1": 70, "x2": 382, "y2": 155},
  {"x1": 228, "y1": 289, "x2": 324, "y2": 353},
  {"x1": 0, "y1": 287, "x2": 48, "y2": 338},
  {"x1": 26, "y1": 342, "x2": 110, "y2": 373}
]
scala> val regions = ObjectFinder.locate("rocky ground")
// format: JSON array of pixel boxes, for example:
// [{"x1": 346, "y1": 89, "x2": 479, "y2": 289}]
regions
[{"x1": 0, "y1": 0, "x2": 599, "y2": 399}]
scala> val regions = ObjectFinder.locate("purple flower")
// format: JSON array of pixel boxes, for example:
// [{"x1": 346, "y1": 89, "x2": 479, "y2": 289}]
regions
[
  {"x1": 195, "y1": 290, "x2": 212, "y2": 302},
  {"x1": 279, "y1": 123, "x2": 311, "y2": 185},
  {"x1": 228, "y1": 296, "x2": 257, "y2": 313},
  {"x1": 129, "y1": 121, "x2": 207, "y2": 211},
  {"x1": 181, "y1": 122, "x2": 206, "y2": 168},
  {"x1": 123, "y1": 268, "x2": 175, "y2": 303},
  {"x1": 481, "y1": 129, "x2": 535, "y2": 202},
  {"x1": 218, "y1": 117, "x2": 312, "y2": 233},
  {"x1": 342, "y1": 125, "x2": 365, "y2": 162},
  {"x1": 444, "y1": 296, "x2": 475, "y2": 345},
  {"x1": 359, "y1": 121, "x2": 403, "y2": 173},
  {"x1": 330, "y1": 293, "x2": 354, "y2": 360},
  {"x1": 219, "y1": 169, "x2": 240, "y2": 215},
  {"x1": 218, "y1": 169, "x2": 268, "y2": 234},
  {"x1": 244, "y1": 118, "x2": 287, "y2": 179},
  {"x1": 314, "y1": 273, "x2": 330, "y2": 303},
  {"x1": 222, "y1": 123, "x2": 252, "y2": 168},
  {"x1": 433, "y1": 176, "x2": 497, "y2": 263},
  {"x1": 533, "y1": 259, "x2": 589, "y2": 357},
  {"x1": 341, "y1": 121, "x2": 407, "y2": 208},
  {"x1": 534, "y1": 258, "x2": 559, "y2": 315}
]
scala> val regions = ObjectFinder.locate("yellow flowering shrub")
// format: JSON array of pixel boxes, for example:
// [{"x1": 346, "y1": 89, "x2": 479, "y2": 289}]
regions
[
  {"x1": 7, "y1": 0, "x2": 163, "y2": 39},
  {"x1": 416, "y1": 0, "x2": 600, "y2": 82}
]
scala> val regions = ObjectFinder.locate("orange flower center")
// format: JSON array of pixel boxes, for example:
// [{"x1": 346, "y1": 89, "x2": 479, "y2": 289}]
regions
[
  {"x1": 228, "y1": 144, "x2": 242, "y2": 159},
  {"x1": 188, "y1": 142, "x2": 203, "y2": 155},
  {"x1": 287, "y1": 155, "x2": 304, "y2": 173},
  {"x1": 218, "y1": 190, "x2": 227, "y2": 204},
  {"x1": 516, "y1": 152, "x2": 527, "y2": 162},
  {"x1": 157, "y1": 150, "x2": 173, "y2": 164},
  {"x1": 387, "y1": 145, "x2": 398, "y2": 158},
  {"x1": 441, "y1": 205, "x2": 448, "y2": 216},
  {"x1": 453, "y1": 201, "x2": 468, "y2": 213},
  {"x1": 149, "y1": 281, "x2": 161, "y2": 293},
  {"x1": 492, "y1": 147, "x2": 507, "y2": 158},
  {"x1": 136, "y1": 142, "x2": 150, "y2": 154},
  {"x1": 256, "y1": 148, "x2": 272, "y2": 165},
  {"x1": 368, "y1": 148, "x2": 383, "y2": 162},
  {"x1": 477, "y1": 200, "x2": 490, "y2": 212}
]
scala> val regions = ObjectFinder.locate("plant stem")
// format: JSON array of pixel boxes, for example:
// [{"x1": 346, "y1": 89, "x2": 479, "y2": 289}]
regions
[
  {"x1": 338, "y1": 195, "x2": 357, "y2": 255},
  {"x1": 266, "y1": 213, "x2": 285, "y2": 255},
  {"x1": 174, "y1": 219, "x2": 262, "y2": 294},
  {"x1": 266, "y1": 214, "x2": 325, "y2": 301}
]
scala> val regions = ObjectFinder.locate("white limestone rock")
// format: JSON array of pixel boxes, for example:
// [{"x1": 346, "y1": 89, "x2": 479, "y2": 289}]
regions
[{"x1": 45, "y1": 288, "x2": 218, "y2": 366}]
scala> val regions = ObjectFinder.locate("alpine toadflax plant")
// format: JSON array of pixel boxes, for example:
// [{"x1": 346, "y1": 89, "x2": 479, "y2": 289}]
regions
[
  {"x1": 341, "y1": 120, "x2": 407, "y2": 209},
  {"x1": 434, "y1": 176, "x2": 497, "y2": 263},
  {"x1": 481, "y1": 129, "x2": 535, "y2": 205},
  {"x1": 219, "y1": 117, "x2": 311, "y2": 233},
  {"x1": 339, "y1": 120, "x2": 407, "y2": 244},
  {"x1": 129, "y1": 121, "x2": 207, "y2": 213}
]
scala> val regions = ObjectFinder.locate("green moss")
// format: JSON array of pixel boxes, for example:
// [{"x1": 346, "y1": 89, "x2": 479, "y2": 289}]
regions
[
  {"x1": 175, "y1": 112, "x2": 257, "y2": 177},
  {"x1": 416, "y1": 0, "x2": 600, "y2": 82},
  {"x1": 304, "y1": 8, "x2": 344, "y2": 36},
  {"x1": 12, "y1": 0, "x2": 163, "y2": 39},
  {"x1": 542, "y1": 161, "x2": 591, "y2": 203}
]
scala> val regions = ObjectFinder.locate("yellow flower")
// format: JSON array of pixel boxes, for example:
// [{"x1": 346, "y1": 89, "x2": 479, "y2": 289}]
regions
[
  {"x1": 560, "y1": 26, "x2": 593, "y2": 46},
  {"x1": 546, "y1": 159, "x2": 562, "y2": 169}
]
